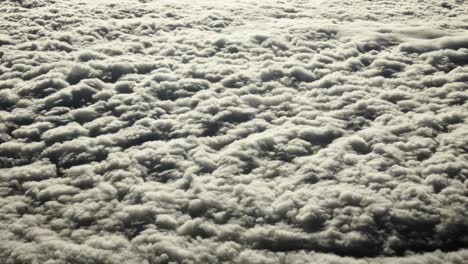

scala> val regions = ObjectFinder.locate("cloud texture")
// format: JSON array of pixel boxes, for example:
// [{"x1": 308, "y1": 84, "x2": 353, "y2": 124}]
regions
[{"x1": 1, "y1": 0, "x2": 468, "y2": 263}]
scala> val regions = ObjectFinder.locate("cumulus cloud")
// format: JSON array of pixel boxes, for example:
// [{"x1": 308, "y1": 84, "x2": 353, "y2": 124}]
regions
[{"x1": 1, "y1": 0, "x2": 468, "y2": 263}]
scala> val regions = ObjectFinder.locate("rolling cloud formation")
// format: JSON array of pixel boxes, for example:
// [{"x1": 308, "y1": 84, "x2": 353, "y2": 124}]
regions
[{"x1": 1, "y1": 0, "x2": 468, "y2": 263}]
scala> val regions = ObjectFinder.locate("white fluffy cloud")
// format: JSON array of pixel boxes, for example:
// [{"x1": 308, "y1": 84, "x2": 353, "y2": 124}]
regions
[{"x1": 1, "y1": 0, "x2": 468, "y2": 263}]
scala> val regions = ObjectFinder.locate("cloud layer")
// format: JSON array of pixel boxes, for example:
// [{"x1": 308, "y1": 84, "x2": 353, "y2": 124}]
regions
[{"x1": 1, "y1": 0, "x2": 468, "y2": 263}]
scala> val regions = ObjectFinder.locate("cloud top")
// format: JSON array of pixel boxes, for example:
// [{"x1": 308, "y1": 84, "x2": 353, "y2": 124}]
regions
[{"x1": 1, "y1": 0, "x2": 468, "y2": 263}]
